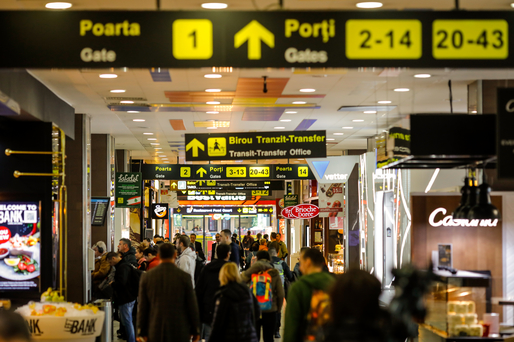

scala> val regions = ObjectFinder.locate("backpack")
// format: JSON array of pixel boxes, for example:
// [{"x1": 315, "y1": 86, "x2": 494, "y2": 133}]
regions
[
  {"x1": 304, "y1": 288, "x2": 331, "y2": 342},
  {"x1": 250, "y1": 270, "x2": 273, "y2": 311},
  {"x1": 272, "y1": 260, "x2": 285, "y2": 286},
  {"x1": 128, "y1": 264, "x2": 144, "y2": 297}
]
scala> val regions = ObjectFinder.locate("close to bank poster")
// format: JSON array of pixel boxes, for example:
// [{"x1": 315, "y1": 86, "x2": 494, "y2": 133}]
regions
[{"x1": 0, "y1": 201, "x2": 41, "y2": 291}]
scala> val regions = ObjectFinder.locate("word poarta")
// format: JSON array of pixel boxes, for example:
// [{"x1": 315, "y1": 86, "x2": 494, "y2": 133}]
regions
[
  {"x1": 282, "y1": 204, "x2": 320, "y2": 219},
  {"x1": 428, "y1": 208, "x2": 498, "y2": 227}
]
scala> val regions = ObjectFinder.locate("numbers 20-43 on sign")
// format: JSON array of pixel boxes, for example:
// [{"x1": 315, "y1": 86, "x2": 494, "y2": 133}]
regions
[
  {"x1": 433, "y1": 20, "x2": 508, "y2": 59},
  {"x1": 346, "y1": 20, "x2": 422, "y2": 59},
  {"x1": 249, "y1": 166, "x2": 270, "y2": 178}
]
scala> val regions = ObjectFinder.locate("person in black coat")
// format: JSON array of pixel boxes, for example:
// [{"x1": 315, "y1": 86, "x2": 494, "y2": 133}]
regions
[
  {"x1": 220, "y1": 229, "x2": 240, "y2": 267},
  {"x1": 118, "y1": 238, "x2": 138, "y2": 267},
  {"x1": 190, "y1": 233, "x2": 206, "y2": 261},
  {"x1": 211, "y1": 233, "x2": 221, "y2": 260},
  {"x1": 209, "y1": 262, "x2": 259, "y2": 342},
  {"x1": 195, "y1": 244, "x2": 231, "y2": 341}
]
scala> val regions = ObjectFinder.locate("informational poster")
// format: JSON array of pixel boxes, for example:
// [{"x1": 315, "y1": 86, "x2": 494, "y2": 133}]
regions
[
  {"x1": 115, "y1": 172, "x2": 142, "y2": 208},
  {"x1": 0, "y1": 201, "x2": 41, "y2": 291},
  {"x1": 284, "y1": 194, "x2": 299, "y2": 207},
  {"x1": 329, "y1": 217, "x2": 344, "y2": 231},
  {"x1": 319, "y1": 183, "x2": 344, "y2": 217},
  {"x1": 160, "y1": 189, "x2": 179, "y2": 208},
  {"x1": 151, "y1": 203, "x2": 169, "y2": 220}
]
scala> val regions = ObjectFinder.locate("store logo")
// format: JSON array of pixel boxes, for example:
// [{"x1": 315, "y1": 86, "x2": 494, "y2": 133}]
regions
[
  {"x1": 153, "y1": 204, "x2": 168, "y2": 218},
  {"x1": 64, "y1": 318, "x2": 97, "y2": 335},
  {"x1": 428, "y1": 208, "x2": 498, "y2": 228},
  {"x1": 117, "y1": 173, "x2": 140, "y2": 183}
]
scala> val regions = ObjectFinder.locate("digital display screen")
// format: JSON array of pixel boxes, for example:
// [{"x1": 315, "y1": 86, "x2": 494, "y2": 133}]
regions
[
  {"x1": 91, "y1": 197, "x2": 109, "y2": 226},
  {"x1": 0, "y1": 201, "x2": 41, "y2": 291}
]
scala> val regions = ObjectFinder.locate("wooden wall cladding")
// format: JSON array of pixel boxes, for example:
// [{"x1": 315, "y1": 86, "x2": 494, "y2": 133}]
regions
[{"x1": 411, "y1": 195, "x2": 503, "y2": 316}]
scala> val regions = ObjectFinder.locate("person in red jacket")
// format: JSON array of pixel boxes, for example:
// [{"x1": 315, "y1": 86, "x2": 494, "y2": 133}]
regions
[{"x1": 144, "y1": 248, "x2": 160, "y2": 271}]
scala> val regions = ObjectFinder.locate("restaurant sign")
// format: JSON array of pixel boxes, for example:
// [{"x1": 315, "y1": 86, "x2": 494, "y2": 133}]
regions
[{"x1": 428, "y1": 208, "x2": 498, "y2": 227}]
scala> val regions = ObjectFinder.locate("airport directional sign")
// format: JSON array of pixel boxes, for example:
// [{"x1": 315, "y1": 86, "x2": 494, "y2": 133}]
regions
[
  {"x1": 2, "y1": 11, "x2": 514, "y2": 68},
  {"x1": 169, "y1": 180, "x2": 284, "y2": 191}
]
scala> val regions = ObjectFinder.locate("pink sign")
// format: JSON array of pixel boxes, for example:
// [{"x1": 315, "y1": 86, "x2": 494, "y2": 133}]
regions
[
  {"x1": 292, "y1": 204, "x2": 320, "y2": 219},
  {"x1": 281, "y1": 206, "x2": 297, "y2": 219}
]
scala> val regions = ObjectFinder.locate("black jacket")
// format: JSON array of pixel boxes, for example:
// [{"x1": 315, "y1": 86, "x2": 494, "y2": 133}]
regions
[
  {"x1": 195, "y1": 259, "x2": 227, "y2": 324},
  {"x1": 121, "y1": 247, "x2": 138, "y2": 267},
  {"x1": 211, "y1": 243, "x2": 219, "y2": 260},
  {"x1": 229, "y1": 242, "x2": 240, "y2": 267},
  {"x1": 113, "y1": 258, "x2": 137, "y2": 305},
  {"x1": 209, "y1": 282, "x2": 259, "y2": 342},
  {"x1": 194, "y1": 241, "x2": 206, "y2": 261}
]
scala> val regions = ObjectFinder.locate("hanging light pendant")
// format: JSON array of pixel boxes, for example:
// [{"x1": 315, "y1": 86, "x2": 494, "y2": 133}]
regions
[
  {"x1": 453, "y1": 175, "x2": 470, "y2": 219},
  {"x1": 468, "y1": 169, "x2": 501, "y2": 220},
  {"x1": 457, "y1": 170, "x2": 478, "y2": 219}
]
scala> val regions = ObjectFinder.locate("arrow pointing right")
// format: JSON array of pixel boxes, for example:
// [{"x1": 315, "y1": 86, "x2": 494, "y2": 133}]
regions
[
  {"x1": 234, "y1": 20, "x2": 275, "y2": 60},
  {"x1": 186, "y1": 138, "x2": 205, "y2": 157}
]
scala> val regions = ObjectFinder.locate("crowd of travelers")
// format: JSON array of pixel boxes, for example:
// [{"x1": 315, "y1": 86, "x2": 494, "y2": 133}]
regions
[{"x1": 0, "y1": 230, "x2": 410, "y2": 342}]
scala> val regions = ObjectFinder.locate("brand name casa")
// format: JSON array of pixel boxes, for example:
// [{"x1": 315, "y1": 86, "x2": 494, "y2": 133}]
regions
[
  {"x1": 428, "y1": 208, "x2": 499, "y2": 228},
  {"x1": 64, "y1": 318, "x2": 97, "y2": 335}
]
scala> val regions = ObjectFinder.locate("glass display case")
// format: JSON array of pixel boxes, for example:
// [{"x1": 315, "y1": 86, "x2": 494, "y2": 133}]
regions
[
  {"x1": 421, "y1": 269, "x2": 493, "y2": 341},
  {"x1": 327, "y1": 253, "x2": 345, "y2": 274}
]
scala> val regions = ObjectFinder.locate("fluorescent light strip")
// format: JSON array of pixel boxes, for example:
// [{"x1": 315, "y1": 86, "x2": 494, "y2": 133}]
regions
[{"x1": 425, "y1": 168, "x2": 440, "y2": 193}]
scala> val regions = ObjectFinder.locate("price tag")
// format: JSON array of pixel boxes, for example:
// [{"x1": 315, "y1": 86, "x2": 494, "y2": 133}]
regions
[
  {"x1": 249, "y1": 166, "x2": 270, "y2": 178},
  {"x1": 226, "y1": 167, "x2": 247, "y2": 178},
  {"x1": 346, "y1": 20, "x2": 422, "y2": 59},
  {"x1": 172, "y1": 19, "x2": 213, "y2": 60},
  {"x1": 432, "y1": 20, "x2": 508, "y2": 59}
]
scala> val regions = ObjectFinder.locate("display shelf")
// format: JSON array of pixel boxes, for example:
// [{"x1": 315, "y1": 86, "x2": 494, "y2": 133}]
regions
[{"x1": 420, "y1": 324, "x2": 514, "y2": 342}]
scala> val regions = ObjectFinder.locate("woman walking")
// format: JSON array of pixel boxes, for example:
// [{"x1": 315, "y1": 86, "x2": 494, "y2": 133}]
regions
[{"x1": 209, "y1": 263, "x2": 259, "y2": 342}]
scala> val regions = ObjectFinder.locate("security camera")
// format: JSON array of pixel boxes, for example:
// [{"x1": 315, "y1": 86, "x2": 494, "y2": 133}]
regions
[{"x1": 262, "y1": 76, "x2": 268, "y2": 94}]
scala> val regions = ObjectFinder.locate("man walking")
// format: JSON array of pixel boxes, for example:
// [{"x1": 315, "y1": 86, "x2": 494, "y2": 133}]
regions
[
  {"x1": 143, "y1": 248, "x2": 159, "y2": 271},
  {"x1": 176, "y1": 235, "x2": 196, "y2": 286},
  {"x1": 220, "y1": 229, "x2": 240, "y2": 267},
  {"x1": 211, "y1": 233, "x2": 221, "y2": 260},
  {"x1": 137, "y1": 243, "x2": 201, "y2": 342},
  {"x1": 106, "y1": 251, "x2": 137, "y2": 342},
  {"x1": 269, "y1": 248, "x2": 293, "y2": 338},
  {"x1": 283, "y1": 248, "x2": 335, "y2": 342},
  {"x1": 190, "y1": 233, "x2": 206, "y2": 262},
  {"x1": 276, "y1": 233, "x2": 289, "y2": 260},
  {"x1": 118, "y1": 238, "x2": 137, "y2": 267},
  {"x1": 195, "y1": 243, "x2": 231, "y2": 341}
]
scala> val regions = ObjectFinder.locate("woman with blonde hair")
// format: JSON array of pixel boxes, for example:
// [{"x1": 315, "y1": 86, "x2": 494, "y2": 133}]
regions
[{"x1": 208, "y1": 263, "x2": 259, "y2": 342}]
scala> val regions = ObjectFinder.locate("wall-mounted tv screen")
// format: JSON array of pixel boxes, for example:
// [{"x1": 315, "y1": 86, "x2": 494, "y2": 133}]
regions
[{"x1": 91, "y1": 197, "x2": 110, "y2": 226}]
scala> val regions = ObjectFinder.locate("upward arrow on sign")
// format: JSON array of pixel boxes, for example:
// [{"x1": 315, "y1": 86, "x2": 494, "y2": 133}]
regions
[
  {"x1": 196, "y1": 167, "x2": 207, "y2": 178},
  {"x1": 186, "y1": 138, "x2": 205, "y2": 157},
  {"x1": 234, "y1": 20, "x2": 275, "y2": 60}
]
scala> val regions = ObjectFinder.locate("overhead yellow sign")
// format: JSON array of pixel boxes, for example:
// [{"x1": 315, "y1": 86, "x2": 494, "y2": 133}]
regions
[
  {"x1": 432, "y1": 20, "x2": 508, "y2": 59},
  {"x1": 249, "y1": 166, "x2": 270, "y2": 178},
  {"x1": 234, "y1": 20, "x2": 275, "y2": 60},
  {"x1": 346, "y1": 20, "x2": 422, "y2": 59},
  {"x1": 172, "y1": 19, "x2": 213, "y2": 60}
]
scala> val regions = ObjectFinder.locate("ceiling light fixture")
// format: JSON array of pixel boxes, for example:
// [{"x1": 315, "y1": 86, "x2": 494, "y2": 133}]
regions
[
  {"x1": 327, "y1": 138, "x2": 335, "y2": 141},
  {"x1": 201, "y1": 3, "x2": 228, "y2": 9},
  {"x1": 394, "y1": 88, "x2": 410, "y2": 92},
  {"x1": 299, "y1": 88, "x2": 316, "y2": 93},
  {"x1": 204, "y1": 74, "x2": 222, "y2": 78},
  {"x1": 151, "y1": 143, "x2": 160, "y2": 145},
  {"x1": 293, "y1": 101, "x2": 307, "y2": 104},
  {"x1": 120, "y1": 100, "x2": 134, "y2": 104},
  {"x1": 274, "y1": 127, "x2": 285, "y2": 129},
  {"x1": 285, "y1": 111, "x2": 297, "y2": 114},
  {"x1": 127, "y1": 111, "x2": 139, "y2": 113},
  {"x1": 511, "y1": 2, "x2": 514, "y2": 7},
  {"x1": 378, "y1": 100, "x2": 391, "y2": 104},
  {"x1": 342, "y1": 127, "x2": 354, "y2": 129},
  {"x1": 356, "y1": 2, "x2": 383, "y2": 8},
  {"x1": 280, "y1": 119, "x2": 292, "y2": 122},
  {"x1": 147, "y1": 138, "x2": 157, "y2": 141},
  {"x1": 353, "y1": 120, "x2": 365, "y2": 122},
  {"x1": 364, "y1": 111, "x2": 377, "y2": 114},
  {"x1": 207, "y1": 127, "x2": 218, "y2": 129},
  {"x1": 414, "y1": 74, "x2": 432, "y2": 78},
  {"x1": 205, "y1": 89, "x2": 222, "y2": 92},
  {"x1": 206, "y1": 111, "x2": 219, "y2": 114},
  {"x1": 333, "y1": 133, "x2": 344, "y2": 135},
  {"x1": 206, "y1": 101, "x2": 221, "y2": 105},
  {"x1": 99, "y1": 74, "x2": 118, "y2": 79},
  {"x1": 154, "y1": 148, "x2": 162, "y2": 150},
  {"x1": 110, "y1": 89, "x2": 126, "y2": 93},
  {"x1": 133, "y1": 119, "x2": 145, "y2": 122},
  {"x1": 143, "y1": 133, "x2": 153, "y2": 135},
  {"x1": 45, "y1": 2, "x2": 72, "y2": 9}
]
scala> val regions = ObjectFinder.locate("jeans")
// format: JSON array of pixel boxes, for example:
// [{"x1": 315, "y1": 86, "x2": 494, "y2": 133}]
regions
[
  {"x1": 257, "y1": 312, "x2": 277, "y2": 342},
  {"x1": 119, "y1": 301, "x2": 136, "y2": 342},
  {"x1": 202, "y1": 324, "x2": 212, "y2": 341},
  {"x1": 276, "y1": 311, "x2": 282, "y2": 333}
]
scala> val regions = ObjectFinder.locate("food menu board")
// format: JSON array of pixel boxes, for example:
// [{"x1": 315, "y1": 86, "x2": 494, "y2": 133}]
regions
[{"x1": 0, "y1": 201, "x2": 40, "y2": 291}]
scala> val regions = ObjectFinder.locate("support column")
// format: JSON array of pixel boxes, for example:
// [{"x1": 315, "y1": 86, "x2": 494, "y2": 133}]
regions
[{"x1": 66, "y1": 114, "x2": 91, "y2": 304}]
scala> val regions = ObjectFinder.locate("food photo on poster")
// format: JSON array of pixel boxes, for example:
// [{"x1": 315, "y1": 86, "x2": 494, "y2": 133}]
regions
[
  {"x1": 0, "y1": 201, "x2": 41, "y2": 291},
  {"x1": 319, "y1": 183, "x2": 344, "y2": 217}
]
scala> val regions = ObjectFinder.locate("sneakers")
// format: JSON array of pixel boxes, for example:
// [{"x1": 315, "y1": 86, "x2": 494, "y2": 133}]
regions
[{"x1": 275, "y1": 332, "x2": 281, "y2": 338}]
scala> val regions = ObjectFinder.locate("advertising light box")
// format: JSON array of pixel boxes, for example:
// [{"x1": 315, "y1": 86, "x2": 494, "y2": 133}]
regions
[{"x1": 0, "y1": 201, "x2": 41, "y2": 291}]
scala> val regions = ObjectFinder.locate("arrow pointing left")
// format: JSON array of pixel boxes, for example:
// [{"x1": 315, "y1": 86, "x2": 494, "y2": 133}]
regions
[{"x1": 186, "y1": 138, "x2": 205, "y2": 157}]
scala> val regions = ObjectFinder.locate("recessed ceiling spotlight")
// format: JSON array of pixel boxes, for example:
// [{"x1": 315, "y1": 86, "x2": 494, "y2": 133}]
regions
[
  {"x1": 151, "y1": 143, "x2": 160, "y2": 145},
  {"x1": 110, "y1": 89, "x2": 126, "y2": 93},
  {"x1": 333, "y1": 133, "x2": 344, "y2": 135},
  {"x1": 143, "y1": 133, "x2": 153, "y2": 135},
  {"x1": 511, "y1": 3, "x2": 514, "y2": 7},
  {"x1": 394, "y1": 88, "x2": 410, "y2": 92},
  {"x1": 356, "y1": 2, "x2": 383, "y2": 8},
  {"x1": 206, "y1": 111, "x2": 219, "y2": 114},
  {"x1": 327, "y1": 138, "x2": 335, "y2": 141},
  {"x1": 45, "y1": 2, "x2": 72, "y2": 9},
  {"x1": 342, "y1": 127, "x2": 354, "y2": 129},
  {"x1": 378, "y1": 100, "x2": 391, "y2": 104},
  {"x1": 285, "y1": 111, "x2": 297, "y2": 114},
  {"x1": 205, "y1": 89, "x2": 222, "y2": 92},
  {"x1": 99, "y1": 74, "x2": 118, "y2": 79},
  {"x1": 206, "y1": 101, "x2": 221, "y2": 105},
  {"x1": 471, "y1": 110, "x2": 478, "y2": 113},
  {"x1": 201, "y1": 2, "x2": 228, "y2": 9},
  {"x1": 353, "y1": 119, "x2": 365, "y2": 122},
  {"x1": 120, "y1": 100, "x2": 134, "y2": 104},
  {"x1": 204, "y1": 74, "x2": 222, "y2": 78},
  {"x1": 299, "y1": 88, "x2": 316, "y2": 93},
  {"x1": 127, "y1": 111, "x2": 139, "y2": 113},
  {"x1": 207, "y1": 127, "x2": 218, "y2": 129},
  {"x1": 293, "y1": 101, "x2": 307, "y2": 104},
  {"x1": 364, "y1": 111, "x2": 377, "y2": 114},
  {"x1": 414, "y1": 74, "x2": 431, "y2": 78},
  {"x1": 280, "y1": 119, "x2": 292, "y2": 122},
  {"x1": 274, "y1": 126, "x2": 285, "y2": 129},
  {"x1": 147, "y1": 138, "x2": 157, "y2": 141},
  {"x1": 133, "y1": 119, "x2": 145, "y2": 122}
]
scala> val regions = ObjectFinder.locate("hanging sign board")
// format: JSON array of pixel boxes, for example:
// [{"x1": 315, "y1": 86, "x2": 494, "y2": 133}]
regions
[
  {"x1": 115, "y1": 172, "x2": 142, "y2": 208},
  {"x1": 284, "y1": 194, "x2": 299, "y2": 207},
  {"x1": 282, "y1": 204, "x2": 320, "y2": 219},
  {"x1": 185, "y1": 131, "x2": 326, "y2": 161},
  {"x1": 497, "y1": 88, "x2": 514, "y2": 179},
  {"x1": 141, "y1": 164, "x2": 314, "y2": 181},
  {"x1": 0, "y1": 11, "x2": 513, "y2": 68},
  {"x1": 151, "y1": 203, "x2": 169, "y2": 219},
  {"x1": 307, "y1": 156, "x2": 360, "y2": 184},
  {"x1": 169, "y1": 180, "x2": 284, "y2": 191},
  {"x1": 319, "y1": 183, "x2": 344, "y2": 217}
]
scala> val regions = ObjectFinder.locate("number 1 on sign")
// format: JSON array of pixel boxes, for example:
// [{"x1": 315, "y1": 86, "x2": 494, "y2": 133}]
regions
[{"x1": 173, "y1": 19, "x2": 213, "y2": 60}]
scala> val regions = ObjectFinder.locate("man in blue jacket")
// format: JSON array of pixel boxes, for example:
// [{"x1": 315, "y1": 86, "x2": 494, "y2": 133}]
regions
[{"x1": 220, "y1": 229, "x2": 240, "y2": 268}]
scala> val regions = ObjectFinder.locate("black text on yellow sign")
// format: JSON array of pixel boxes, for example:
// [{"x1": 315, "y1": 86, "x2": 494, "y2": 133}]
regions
[
  {"x1": 172, "y1": 19, "x2": 213, "y2": 60},
  {"x1": 346, "y1": 20, "x2": 422, "y2": 60},
  {"x1": 432, "y1": 20, "x2": 508, "y2": 59},
  {"x1": 226, "y1": 167, "x2": 247, "y2": 178},
  {"x1": 249, "y1": 166, "x2": 270, "y2": 178}
]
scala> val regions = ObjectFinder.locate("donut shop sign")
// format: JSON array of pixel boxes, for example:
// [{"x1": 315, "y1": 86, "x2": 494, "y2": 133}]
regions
[{"x1": 428, "y1": 208, "x2": 498, "y2": 228}]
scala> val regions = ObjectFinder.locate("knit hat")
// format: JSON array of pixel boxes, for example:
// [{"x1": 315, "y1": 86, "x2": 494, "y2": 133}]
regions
[{"x1": 92, "y1": 241, "x2": 107, "y2": 253}]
